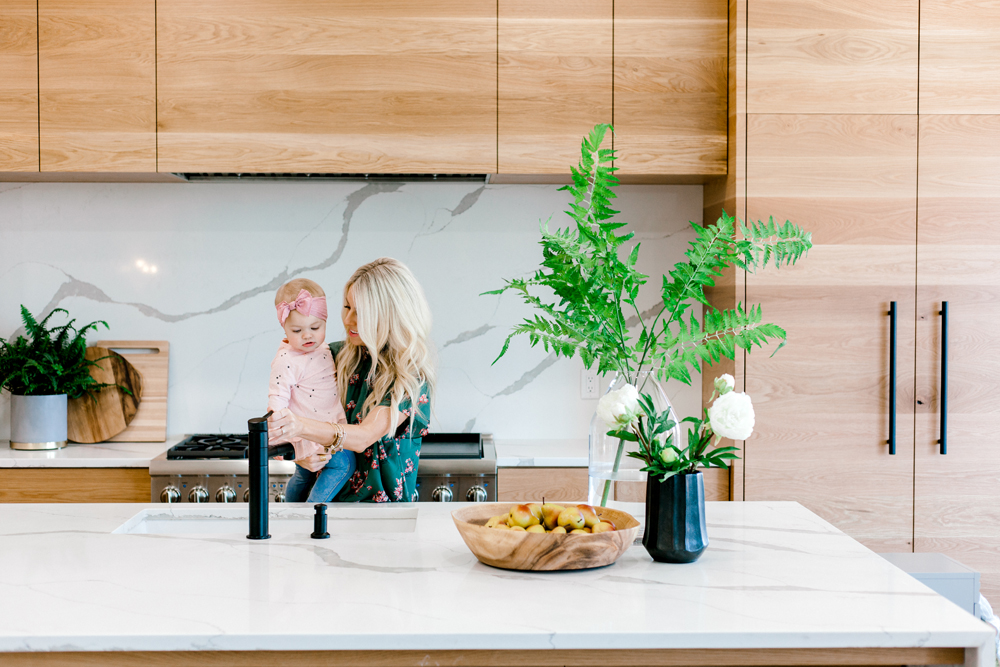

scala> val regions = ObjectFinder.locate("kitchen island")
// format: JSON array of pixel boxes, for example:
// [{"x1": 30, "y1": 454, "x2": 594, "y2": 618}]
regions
[{"x1": 0, "y1": 501, "x2": 993, "y2": 667}]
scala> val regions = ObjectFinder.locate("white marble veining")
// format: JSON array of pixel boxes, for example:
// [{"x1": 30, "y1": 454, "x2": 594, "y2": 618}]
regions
[
  {"x1": 0, "y1": 438, "x2": 179, "y2": 468},
  {"x1": 0, "y1": 182, "x2": 703, "y2": 443},
  {"x1": 494, "y1": 438, "x2": 588, "y2": 467},
  {"x1": 0, "y1": 501, "x2": 993, "y2": 663}
]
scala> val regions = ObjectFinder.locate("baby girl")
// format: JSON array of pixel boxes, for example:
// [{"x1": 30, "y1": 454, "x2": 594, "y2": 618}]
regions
[{"x1": 269, "y1": 278, "x2": 355, "y2": 502}]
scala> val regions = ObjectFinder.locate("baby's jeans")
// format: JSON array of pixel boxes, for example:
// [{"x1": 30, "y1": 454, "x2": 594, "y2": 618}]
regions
[{"x1": 285, "y1": 449, "x2": 356, "y2": 503}]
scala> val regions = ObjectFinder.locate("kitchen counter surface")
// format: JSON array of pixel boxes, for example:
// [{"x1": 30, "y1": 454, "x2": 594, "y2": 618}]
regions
[
  {"x1": 0, "y1": 500, "x2": 993, "y2": 664},
  {"x1": 0, "y1": 438, "x2": 180, "y2": 468},
  {"x1": 494, "y1": 438, "x2": 587, "y2": 467}
]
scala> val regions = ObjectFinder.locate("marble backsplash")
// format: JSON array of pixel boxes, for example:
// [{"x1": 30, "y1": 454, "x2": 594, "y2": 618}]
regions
[{"x1": 0, "y1": 181, "x2": 702, "y2": 441}]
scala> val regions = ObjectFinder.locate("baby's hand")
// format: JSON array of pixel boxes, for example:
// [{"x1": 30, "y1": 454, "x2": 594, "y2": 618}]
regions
[{"x1": 295, "y1": 452, "x2": 331, "y2": 473}]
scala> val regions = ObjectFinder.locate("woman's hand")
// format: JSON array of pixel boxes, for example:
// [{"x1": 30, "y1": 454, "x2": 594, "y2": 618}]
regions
[
  {"x1": 268, "y1": 408, "x2": 304, "y2": 442},
  {"x1": 296, "y1": 451, "x2": 331, "y2": 473}
]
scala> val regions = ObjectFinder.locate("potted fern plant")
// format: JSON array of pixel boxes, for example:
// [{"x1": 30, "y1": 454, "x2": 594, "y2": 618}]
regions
[
  {"x1": 487, "y1": 124, "x2": 811, "y2": 562},
  {"x1": 0, "y1": 306, "x2": 112, "y2": 450}
]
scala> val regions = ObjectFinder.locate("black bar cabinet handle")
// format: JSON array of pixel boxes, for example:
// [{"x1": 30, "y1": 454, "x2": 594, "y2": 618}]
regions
[
  {"x1": 888, "y1": 301, "x2": 897, "y2": 455},
  {"x1": 940, "y1": 302, "x2": 948, "y2": 455}
]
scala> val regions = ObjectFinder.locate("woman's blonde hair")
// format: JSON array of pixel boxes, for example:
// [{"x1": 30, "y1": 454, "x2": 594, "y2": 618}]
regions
[{"x1": 336, "y1": 258, "x2": 435, "y2": 431}]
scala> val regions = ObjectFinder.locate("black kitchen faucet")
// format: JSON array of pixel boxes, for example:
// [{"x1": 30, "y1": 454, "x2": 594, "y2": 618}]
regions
[{"x1": 247, "y1": 411, "x2": 295, "y2": 540}]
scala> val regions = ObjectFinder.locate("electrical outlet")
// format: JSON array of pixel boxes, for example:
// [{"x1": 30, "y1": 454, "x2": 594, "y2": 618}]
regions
[{"x1": 581, "y1": 369, "x2": 599, "y2": 399}]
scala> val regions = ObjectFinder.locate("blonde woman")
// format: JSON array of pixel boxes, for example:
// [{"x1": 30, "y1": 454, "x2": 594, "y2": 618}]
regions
[{"x1": 268, "y1": 258, "x2": 435, "y2": 502}]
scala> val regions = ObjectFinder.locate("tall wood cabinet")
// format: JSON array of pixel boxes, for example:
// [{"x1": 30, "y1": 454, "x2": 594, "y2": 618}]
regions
[
  {"x1": 914, "y1": 114, "x2": 1000, "y2": 604},
  {"x1": 743, "y1": 114, "x2": 918, "y2": 553},
  {"x1": 729, "y1": 0, "x2": 1000, "y2": 600}
]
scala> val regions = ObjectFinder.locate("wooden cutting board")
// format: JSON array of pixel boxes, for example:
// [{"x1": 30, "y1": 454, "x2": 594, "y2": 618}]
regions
[
  {"x1": 95, "y1": 340, "x2": 169, "y2": 442},
  {"x1": 67, "y1": 348, "x2": 143, "y2": 444}
]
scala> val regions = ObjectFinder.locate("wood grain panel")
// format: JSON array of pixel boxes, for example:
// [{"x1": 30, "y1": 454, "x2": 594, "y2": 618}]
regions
[
  {"x1": 0, "y1": 647, "x2": 967, "y2": 667},
  {"x1": 613, "y1": 0, "x2": 727, "y2": 176},
  {"x1": 38, "y1": 0, "x2": 155, "y2": 171},
  {"x1": 0, "y1": 468, "x2": 149, "y2": 503},
  {"x1": 497, "y1": 467, "x2": 589, "y2": 503},
  {"x1": 0, "y1": 0, "x2": 39, "y2": 171},
  {"x1": 744, "y1": 115, "x2": 917, "y2": 551},
  {"x1": 702, "y1": 0, "x2": 748, "y2": 499},
  {"x1": 920, "y1": 0, "x2": 1000, "y2": 114},
  {"x1": 498, "y1": 1, "x2": 611, "y2": 174},
  {"x1": 915, "y1": 114, "x2": 1000, "y2": 602},
  {"x1": 157, "y1": 0, "x2": 496, "y2": 173},
  {"x1": 748, "y1": 0, "x2": 918, "y2": 114}
]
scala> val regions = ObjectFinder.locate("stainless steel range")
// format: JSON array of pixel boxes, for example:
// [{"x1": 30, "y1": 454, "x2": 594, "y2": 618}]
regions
[{"x1": 149, "y1": 432, "x2": 496, "y2": 503}]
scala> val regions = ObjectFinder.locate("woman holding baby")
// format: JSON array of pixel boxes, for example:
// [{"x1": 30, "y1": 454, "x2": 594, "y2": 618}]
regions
[{"x1": 267, "y1": 257, "x2": 435, "y2": 503}]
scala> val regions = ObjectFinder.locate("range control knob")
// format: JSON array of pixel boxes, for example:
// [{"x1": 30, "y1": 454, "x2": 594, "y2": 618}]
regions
[
  {"x1": 215, "y1": 486, "x2": 236, "y2": 503},
  {"x1": 188, "y1": 486, "x2": 209, "y2": 503},
  {"x1": 160, "y1": 486, "x2": 180, "y2": 503},
  {"x1": 243, "y1": 488, "x2": 251, "y2": 503},
  {"x1": 431, "y1": 485, "x2": 453, "y2": 502},
  {"x1": 273, "y1": 492, "x2": 286, "y2": 503},
  {"x1": 466, "y1": 486, "x2": 488, "y2": 502}
]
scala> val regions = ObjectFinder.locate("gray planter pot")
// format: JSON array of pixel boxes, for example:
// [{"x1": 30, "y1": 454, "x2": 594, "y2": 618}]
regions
[{"x1": 10, "y1": 394, "x2": 68, "y2": 450}]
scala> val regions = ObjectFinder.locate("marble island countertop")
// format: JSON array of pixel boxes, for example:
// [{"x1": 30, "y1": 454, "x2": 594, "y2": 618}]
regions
[
  {"x1": 0, "y1": 439, "x2": 181, "y2": 468},
  {"x1": 0, "y1": 500, "x2": 993, "y2": 664}
]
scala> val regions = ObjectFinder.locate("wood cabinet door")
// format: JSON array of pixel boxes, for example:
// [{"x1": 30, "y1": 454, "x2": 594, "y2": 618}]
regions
[
  {"x1": 498, "y1": 0, "x2": 612, "y2": 174},
  {"x1": 915, "y1": 115, "x2": 1000, "y2": 601},
  {"x1": 613, "y1": 0, "x2": 727, "y2": 177},
  {"x1": 744, "y1": 114, "x2": 918, "y2": 552},
  {"x1": 920, "y1": 0, "x2": 1000, "y2": 114},
  {"x1": 38, "y1": 0, "x2": 156, "y2": 171},
  {"x1": 0, "y1": 0, "x2": 38, "y2": 171},
  {"x1": 747, "y1": 0, "x2": 918, "y2": 115},
  {"x1": 157, "y1": 0, "x2": 497, "y2": 173}
]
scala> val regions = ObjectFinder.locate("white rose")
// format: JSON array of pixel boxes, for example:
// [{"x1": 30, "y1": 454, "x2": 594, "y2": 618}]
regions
[
  {"x1": 707, "y1": 391, "x2": 755, "y2": 440},
  {"x1": 596, "y1": 384, "x2": 640, "y2": 428},
  {"x1": 714, "y1": 374, "x2": 735, "y2": 395}
]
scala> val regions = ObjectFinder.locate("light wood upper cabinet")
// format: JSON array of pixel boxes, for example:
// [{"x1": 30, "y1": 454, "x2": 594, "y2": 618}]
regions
[
  {"x1": 920, "y1": 1, "x2": 1000, "y2": 114},
  {"x1": 915, "y1": 115, "x2": 1000, "y2": 601},
  {"x1": 613, "y1": 0, "x2": 727, "y2": 177},
  {"x1": 748, "y1": 0, "x2": 918, "y2": 114},
  {"x1": 498, "y1": 1, "x2": 612, "y2": 174},
  {"x1": 0, "y1": 0, "x2": 39, "y2": 171},
  {"x1": 38, "y1": 0, "x2": 156, "y2": 171},
  {"x1": 157, "y1": 0, "x2": 497, "y2": 174},
  {"x1": 744, "y1": 114, "x2": 918, "y2": 553}
]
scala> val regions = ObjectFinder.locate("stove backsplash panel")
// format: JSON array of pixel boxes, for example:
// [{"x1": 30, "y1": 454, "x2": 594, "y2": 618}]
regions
[{"x1": 0, "y1": 181, "x2": 702, "y2": 440}]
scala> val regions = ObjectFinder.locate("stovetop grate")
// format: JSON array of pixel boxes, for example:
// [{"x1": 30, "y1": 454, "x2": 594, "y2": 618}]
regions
[{"x1": 167, "y1": 434, "x2": 250, "y2": 460}]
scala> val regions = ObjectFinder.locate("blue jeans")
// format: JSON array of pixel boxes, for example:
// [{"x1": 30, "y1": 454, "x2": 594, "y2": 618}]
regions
[{"x1": 284, "y1": 449, "x2": 356, "y2": 503}]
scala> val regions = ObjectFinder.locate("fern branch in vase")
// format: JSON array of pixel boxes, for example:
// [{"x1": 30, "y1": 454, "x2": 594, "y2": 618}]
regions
[{"x1": 484, "y1": 124, "x2": 812, "y2": 505}]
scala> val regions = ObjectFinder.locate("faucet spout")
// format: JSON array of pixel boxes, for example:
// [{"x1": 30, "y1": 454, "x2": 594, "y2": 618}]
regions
[{"x1": 247, "y1": 411, "x2": 273, "y2": 540}]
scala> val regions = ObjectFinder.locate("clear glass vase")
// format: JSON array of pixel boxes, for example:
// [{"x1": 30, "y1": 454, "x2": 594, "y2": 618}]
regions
[{"x1": 588, "y1": 372, "x2": 682, "y2": 506}]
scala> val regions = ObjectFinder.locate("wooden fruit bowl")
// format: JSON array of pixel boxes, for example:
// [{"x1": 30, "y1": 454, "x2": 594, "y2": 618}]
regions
[{"x1": 452, "y1": 503, "x2": 640, "y2": 571}]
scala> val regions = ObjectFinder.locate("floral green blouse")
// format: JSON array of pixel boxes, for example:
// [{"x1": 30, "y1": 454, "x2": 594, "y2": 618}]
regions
[{"x1": 330, "y1": 342, "x2": 430, "y2": 503}]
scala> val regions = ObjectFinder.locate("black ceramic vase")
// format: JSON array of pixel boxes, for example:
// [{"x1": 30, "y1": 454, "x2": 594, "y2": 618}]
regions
[{"x1": 642, "y1": 471, "x2": 708, "y2": 563}]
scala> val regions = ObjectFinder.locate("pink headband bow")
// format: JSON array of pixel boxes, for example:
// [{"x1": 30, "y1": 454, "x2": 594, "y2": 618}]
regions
[{"x1": 276, "y1": 289, "x2": 328, "y2": 325}]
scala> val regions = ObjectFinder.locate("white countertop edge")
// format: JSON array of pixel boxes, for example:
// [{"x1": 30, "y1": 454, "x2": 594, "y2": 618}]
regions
[
  {"x1": 0, "y1": 439, "x2": 180, "y2": 468},
  {"x1": 4, "y1": 629, "x2": 995, "y2": 653}
]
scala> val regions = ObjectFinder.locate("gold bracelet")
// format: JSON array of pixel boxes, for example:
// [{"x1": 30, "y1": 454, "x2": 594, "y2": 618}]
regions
[{"x1": 329, "y1": 423, "x2": 345, "y2": 453}]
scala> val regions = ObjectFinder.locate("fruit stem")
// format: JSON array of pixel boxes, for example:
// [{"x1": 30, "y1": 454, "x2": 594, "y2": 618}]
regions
[{"x1": 600, "y1": 437, "x2": 626, "y2": 507}]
